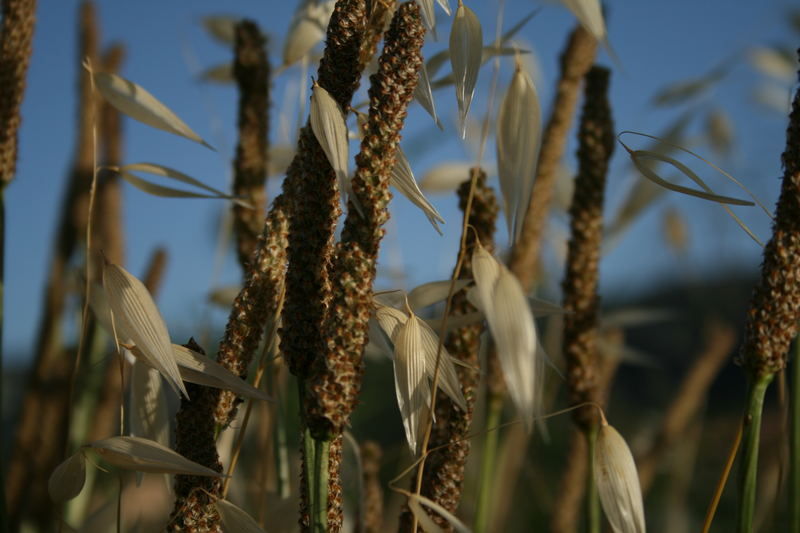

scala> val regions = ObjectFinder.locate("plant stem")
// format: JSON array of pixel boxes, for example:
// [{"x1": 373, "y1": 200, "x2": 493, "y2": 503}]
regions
[
  {"x1": 474, "y1": 394, "x2": 503, "y2": 533},
  {"x1": 737, "y1": 373, "x2": 773, "y2": 533},
  {"x1": 791, "y1": 341, "x2": 800, "y2": 533},
  {"x1": 307, "y1": 430, "x2": 331, "y2": 533},
  {"x1": 586, "y1": 425, "x2": 600, "y2": 533}
]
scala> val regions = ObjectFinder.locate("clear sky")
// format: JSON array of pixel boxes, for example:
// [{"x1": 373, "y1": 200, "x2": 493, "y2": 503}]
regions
[{"x1": 5, "y1": 0, "x2": 798, "y2": 364}]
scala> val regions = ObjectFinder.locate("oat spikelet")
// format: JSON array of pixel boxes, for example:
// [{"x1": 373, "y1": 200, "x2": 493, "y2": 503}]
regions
[
  {"x1": 509, "y1": 26, "x2": 597, "y2": 289},
  {"x1": 739, "y1": 57, "x2": 800, "y2": 378},
  {"x1": 232, "y1": 20, "x2": 270, "y2": 270},
  {"x1": 304, "y1": 0, "x2": 425, "y2": 439},
  {"x1": 400, "y1": 169, "x2": 499, "y2": 531},
  {"x1": 0, "y1": 0, "x2": 36, "y2": 186},
  {"x1": 562, "y1": 66, "x2": 614, "y2": 430},
  {"x1": 168, "y1": 340, "x2": 224, "y2": 533},
  {"x1": 281, "y1": 0, "x2": 367, "y2": 378}
]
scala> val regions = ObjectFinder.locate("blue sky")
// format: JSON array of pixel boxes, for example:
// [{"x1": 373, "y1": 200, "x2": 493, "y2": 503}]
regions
[{"x1": 5, "y1": 0, "x2": 798, "y2": 364}]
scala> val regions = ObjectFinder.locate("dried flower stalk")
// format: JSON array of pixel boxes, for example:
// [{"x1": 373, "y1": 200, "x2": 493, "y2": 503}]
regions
[
  {"x1": 0, "y1": 0, "x2": 36, "y2": 187},
  {"x1": 282, "y1": 0, "x2": 367, "y2": 378},
  {"x1": 739, "y1": 65, "x2": 800, "y2": 378},
  {"x1": 232, "y1": 19, "x2": 269, "y2": 270},
  {"x1": 303, "y1": 0, "x2": 424, "y2": 440},
  {"x1": 562, "y1": 65, "x2": 615, "y2": 431}
]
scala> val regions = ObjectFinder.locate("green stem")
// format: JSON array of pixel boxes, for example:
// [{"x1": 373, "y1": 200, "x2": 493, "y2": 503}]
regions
[
  {"x1": 299, "y1": 379, "x2": 330, "y2": 533},
  {"x1": 474, "y1": 394, "x2": 503, "y2": 533},
  {"x1": 737, "y1": 373, "x2": 773, "y2": 533},
  {"x1": 586, "y1": 425, "x2": 600, "y2": 533},
  {"x1": 791, "y1": 342, "x2": 800, "y2": 533}
]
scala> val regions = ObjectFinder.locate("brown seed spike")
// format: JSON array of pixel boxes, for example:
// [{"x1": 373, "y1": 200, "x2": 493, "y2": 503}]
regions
[
  {"x1": 0, "y1": 0, "x2": 36, "y2": 187},
  {"x1": 562, "y1": 65, "x2": 615, "y2": 430},
  {"x1": 281, "y1": 0, "x2": 367, "y2": 378},
  {"x1": 232, "y1": 19, "x2": 270, "y2": 271},
  {"x1": 739, "y1": 56, "x2": 800, "y2": 377},
  {"x1": 304, "y1": 0, "x2": 424, "y2": 439}
]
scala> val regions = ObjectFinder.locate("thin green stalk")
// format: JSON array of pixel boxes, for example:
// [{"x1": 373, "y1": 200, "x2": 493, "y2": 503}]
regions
[
  {"x1": 737, "y1": 373, "x2": 773, "y2": 533},
  {"x1": 586, "y1": 425, "x2": 600, "y2": 533},
  {"x1": 299, "y1": 377, "x2": 330, "y2": 533},
  {"x1": 791, "y1": 341, "x2": 800, "y2": 533},
  {"x1": 474, "y1": 394, "x2": 503, "y2": 533}
]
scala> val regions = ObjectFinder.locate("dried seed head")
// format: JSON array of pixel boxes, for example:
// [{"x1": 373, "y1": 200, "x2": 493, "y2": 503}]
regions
[
  {"x1": 739, "y1": 59, "x2": 800, "y2": 377},
  {"x1": 594, "y1": 422, "x2": 646, "y2": 533},
  {"x1": 562, "y1": 65, "x2": 614, "y2": 430},
  {"x1": 0, "y1": 0, "x2": 36, "y2": 186},
  {"x1": 304, "y1": 1, "x2": 425, "y2": 439},
  {"x1": 232, "y1": 19, "x2": 269, "y2": 270}
]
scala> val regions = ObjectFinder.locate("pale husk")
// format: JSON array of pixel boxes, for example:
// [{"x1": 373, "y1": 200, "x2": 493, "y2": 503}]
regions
[
  {"x1": 103, "y1": 263, "x2": 188, "y2": 398},
  {"x1": 92, "y1": 71, "x2": 212, "y2": 149},
  {"x1": 394, "y1": 313, "x2": 432, "y2": 453},
  {"x1": 594, "y1": 423, "x2": 646, "y2": 533},
  {"x1": 450, "y1": 1, "x2": 483, "y2": 138},
  {"x1": 86, "y1": 436, "x2": 222, "y2": 477},
  {"x1": 282, "y1": 0, "x2": 335, "y2": 66},
  {"x1": 391, "y1": 147, "x2": 445, "y2": 233},
  {"x1": 497, "y1": 63, "x2": 541, "y2": 241},
  {"x1": 171, "y1": 344, "x2": 273, "y2": 401}
]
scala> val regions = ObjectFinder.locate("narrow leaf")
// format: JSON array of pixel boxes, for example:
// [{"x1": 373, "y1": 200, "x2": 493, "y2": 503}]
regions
[
  {"x1": 310, "y1": 82, "x2": 359, "y2": 213},
  {"x1": 171, "y1": 344, "x2": 273, "y2": 402},
  {"x1": 215, "y1": 499, "x2": 267, "y2": 533},
  {"x1": 407, "y1": 279, "x2": 470, "y2": 311},
  {"x1": 450, "y1": 1, "x2": 483, "y2": 138},
  {"x1": 594, "y1": 423, "x2": 646, "y2": 533},
  {"x1": 413, "y1": 61, "x2": 444, "y2": 130},
  {"x1": 630, "y1": 151, "x2": 752, "y2": 205},
  {"x1": 87, "y1": 436, "x2": 222, "y2": 477},
  {"x1": 408, "y1": 493, "x2": 472, "y2": 533},
  {"x1": 407, "y1": 495, "x2": 445, "y2": 533},
  {"x1": 497, "y1": 62, "x2": 541, "y2": 241},
  {"x1": 391, "y1": 148, "x2": 445, "y2": 233},
  {"x1": 48, "y1": 451, "x2": 86, "y2": 502},
  {"x1": 115, "y1": 163, "x2": 249, "y2": 206},
  {"x1": 103, "y1": 263, "x2": 188, "y2": 398},
  {"x1": 92, "y1": 71, "x2": 212, "y2": 149}
]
